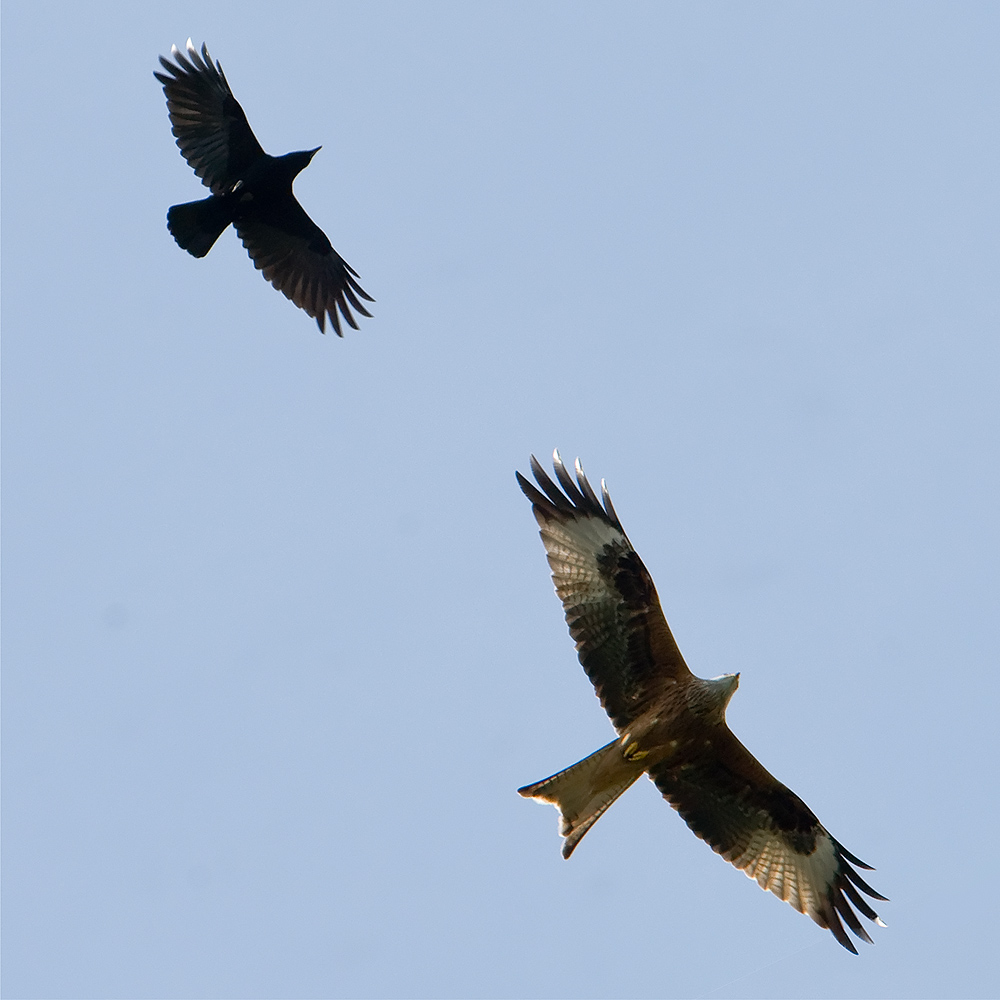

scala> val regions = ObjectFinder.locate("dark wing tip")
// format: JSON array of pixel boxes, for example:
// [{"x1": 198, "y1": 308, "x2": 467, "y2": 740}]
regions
[
  {"x1": 515, "y1": 451, "x2": 623, "y2": 530},
  {"x1": 842, "y1": 862, "x2": 889, "y2": 903},
  {"x1": 343, "y1": 261, "x2": 376, "y2": 302},
  {"x1": 161, "y1": 41, "x2": 193, "y2": 77},
  {"x1": 155, "y1": 48, "x2": 188, "y2": 84},
  {"x1": 824, "y1": 841, "x2": 887, "y2": 952},
  {"x1": 828, "y1": 914, "x2": 860, "y2": 955},
  {"x1": 836, "y1": 842, "x2": 875, "y2": 871},
  {"x1": 317, "y1": 270, "x2": 371, "y2": 337},
  {"x1": 516, "y1": 468, "x2": 550, "y2": 510},
  {"x1": 342, "y1": 282, "x2": 373, "y2": 318},
  {"x1": 834, "y1": 839, "x2": 889, "y2": 901},
  {"x1": 600, "y1": 479, "x2": 622, "y2": 528},
  {"x1": 156, "y1": 39, "x2": 227, "y2": 92},
  {"x1": 524, "y1": 453, "x2": 577, "y2": 517}
]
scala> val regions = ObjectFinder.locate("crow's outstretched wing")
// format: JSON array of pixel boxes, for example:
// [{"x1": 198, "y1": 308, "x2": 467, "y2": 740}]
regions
[
  {"x1": 155, "y1": 39, "x2": 265, "y2": 193},
  {"x1": 236, "y1": 197, "x2": 374, "y2": 335}
]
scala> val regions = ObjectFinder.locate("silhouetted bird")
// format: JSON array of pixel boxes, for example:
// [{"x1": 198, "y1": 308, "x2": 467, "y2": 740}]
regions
[{"x1": 155, "y1": 40, "x2": 373, "y2": 335}]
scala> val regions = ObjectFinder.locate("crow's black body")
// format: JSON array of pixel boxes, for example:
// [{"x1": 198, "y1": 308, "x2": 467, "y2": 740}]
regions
[{"x1": 155, "y1": 40, "x2": 373, "y2": 335}]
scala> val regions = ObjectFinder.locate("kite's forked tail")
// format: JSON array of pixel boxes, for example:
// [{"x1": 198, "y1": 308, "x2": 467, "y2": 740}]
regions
[{"x1": 518, "y1": 739, "x2": 645, "y2": 858}]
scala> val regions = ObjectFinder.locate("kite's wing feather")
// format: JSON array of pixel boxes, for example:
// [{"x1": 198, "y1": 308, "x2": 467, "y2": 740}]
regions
[
  {"x1": 649, "y1": 728, "x2": 887, "y2": 954},
  {"x1": 518, "y1": 452, "x2": 692, "y2": 732},
  {"x1": 155, "y1": 39, "x2": 266, "y2": 193},
  {"x1": 236, "y1": 198, "x2": 373, "y2": 335}
]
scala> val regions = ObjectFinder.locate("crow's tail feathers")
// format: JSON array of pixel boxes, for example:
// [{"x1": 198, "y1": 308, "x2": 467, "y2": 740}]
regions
[{"x1": 167, "y1": 196, "x2": 233, "y2": 257}]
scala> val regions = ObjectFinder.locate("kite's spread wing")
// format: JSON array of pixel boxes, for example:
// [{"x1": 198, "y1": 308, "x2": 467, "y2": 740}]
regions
[
  {"x1": 649, "y1": 727, "x2": 887, "y2": 954},
  {"x1": 517, "y1": 452, "x2": 691, "y2": 732}
]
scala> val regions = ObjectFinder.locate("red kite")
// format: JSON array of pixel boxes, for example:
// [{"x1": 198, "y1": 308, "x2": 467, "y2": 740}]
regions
[{"x1": 517, "y1": 453, "x2": 886, "y2": 953}]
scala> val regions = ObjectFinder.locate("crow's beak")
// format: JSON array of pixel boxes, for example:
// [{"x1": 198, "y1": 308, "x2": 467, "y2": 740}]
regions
[{"x1": 307, "y1": 146, "x2": 322, "y2": 160}]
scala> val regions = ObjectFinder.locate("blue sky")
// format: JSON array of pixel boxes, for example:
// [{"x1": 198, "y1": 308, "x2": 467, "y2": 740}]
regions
[{"x1": 3, "y1": 3, "x2": 998, "y2": 997}]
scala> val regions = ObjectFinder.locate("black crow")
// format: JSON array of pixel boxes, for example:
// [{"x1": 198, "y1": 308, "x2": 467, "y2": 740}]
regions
[{"x1": 155, "y1": 40, "x2": 373, "y2": 335}]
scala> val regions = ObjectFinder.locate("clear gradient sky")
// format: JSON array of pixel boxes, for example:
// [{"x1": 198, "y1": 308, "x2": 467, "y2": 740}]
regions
[{"x1": 3, "y1": 3, "x2": 998, "y2": 998}]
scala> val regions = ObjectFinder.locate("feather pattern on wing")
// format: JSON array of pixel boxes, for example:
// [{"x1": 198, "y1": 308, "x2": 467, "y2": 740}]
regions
[
  {"x1": 649, "y1": 729, "x2": 888, "y2": 954},
  {"x1": 236, "y1": 206, "x2": 374, "y2": 336},
  {"x1": 154, "y1": 40, "x2": 265, "y2": 194},
  {"x1": 517, "y1": 451, "x2": 691, "y2": 733}
]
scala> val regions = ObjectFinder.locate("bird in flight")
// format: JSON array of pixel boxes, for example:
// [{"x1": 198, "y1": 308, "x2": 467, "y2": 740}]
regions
[
  {"x1": 155, "y1": 40, "x2": 373, "y2": 335},
  {"x1": 517, "y1": 452, "x2": 887, "y2": 953}
]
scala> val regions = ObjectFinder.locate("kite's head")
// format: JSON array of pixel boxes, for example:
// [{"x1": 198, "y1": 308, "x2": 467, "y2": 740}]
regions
[{"x1": 690, "y1": 672, "x2": 740, "y2": 723}]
